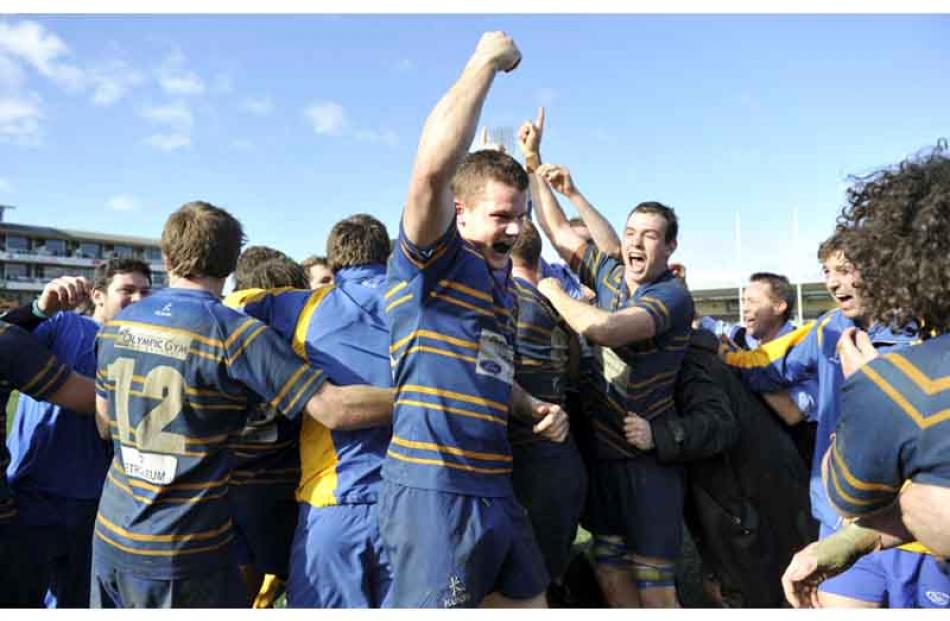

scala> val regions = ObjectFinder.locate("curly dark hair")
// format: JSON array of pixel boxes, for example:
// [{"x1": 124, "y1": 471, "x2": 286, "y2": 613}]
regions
[{"x1": 837, "y1": 140, "x2": 950, "y2": 336}]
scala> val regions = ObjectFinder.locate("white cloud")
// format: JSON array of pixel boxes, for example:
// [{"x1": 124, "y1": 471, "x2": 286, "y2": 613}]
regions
[
  {"x1": 0, "y1": 20, "x2": 84, "y2": 91},
  {"x1": 157, "y1": 50, "x2": 205, "y2": 96},
  {"x1": 141, "y1": 100, "x2": 193, "y2": 151},
  {"x1": 304, "y1": 101, "x2": 347, "y2": 136},
  {"x1": 106, "y1": 194, "x2": 142, "y2": 212},
  {"x1": 0, "y1": 93, "x2": 43, "y2": 146},
  {"x1": 144, "y1": 133, "x2": 191, "y2": 151},
  {"x1": 303, "y1": 100, "x2": 397, "y2": 148},
  {"x1": 87, "y1": 58, "x2": 144, "y2": 106},
  {"x1": 0, "y1": 53, "x2": 26, "y2": 90},
  {"x1": 355, "y1": 128, "x2": 398, "y2": 147},
  {"x1": 239, "y1": 96, "x2": 273, "y2": 116}
]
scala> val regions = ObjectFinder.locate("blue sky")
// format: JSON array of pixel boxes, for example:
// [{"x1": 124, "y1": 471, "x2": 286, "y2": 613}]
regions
[{"x1": 1, "y1": 14, "x2": 947, "y2": 288}]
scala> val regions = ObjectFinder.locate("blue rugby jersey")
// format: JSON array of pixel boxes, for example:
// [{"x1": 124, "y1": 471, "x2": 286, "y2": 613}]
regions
[
  {"x1": 723, "y1": 309, "x2": 918, "y2": 531},
  {"x1": 0, "y1": 322, "x2": 72, "y2": 524},
  {"x1": 384, "y1": 222, "x2": 520, "y2": 497},
  {"x1": 93, "y1": 287, "x2": 326, "y2": 579},
  {"x1": 6, "y1": 311, "x2": 111, "y2": 518},
  {"x1": 569, "y1": 241, "x2": 694, "y2": 460},
  {"x1": 225, "y1": 264, "x2": 393, "y2": 507},
  {"x1": 510, "y1": 276, "x2": 571, "y2": 446},
  {"x1": 827, "y1": 333, "x2": 950, "y2": 518}
]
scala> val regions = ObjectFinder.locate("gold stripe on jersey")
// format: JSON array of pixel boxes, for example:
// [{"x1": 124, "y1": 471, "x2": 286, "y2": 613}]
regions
[
  {"x1": 107, "y1": 472, "x2": 229, "y2": 504},
  {"x1": 224, "y1": 318, "x2": 259, "y2": 349},
  {"x1": 94, "y1": 529, "x2": 233, "y2": 557},
  {"x1": 385, "y1": 281, "x2": 408, "y2": 300},
  {"x1": 390, "y1": 329, "x2": 479, "y2": 355},
  {"x1": 438, "y1": 279, "x2": 493, "y2": 304},
  {"x1": 885, "y1": 354, "x2": 950, "y2": 394},
  {"x1": 268, "y1": 363, "x2": 312, "y2": 410},
  {"x1": 429, "y1": 292, "x2": 493, "y2": 317},
  {"x1": 283, "y1": 367, "x2": 323, "y2": 414},
  {"x1": 390, "y1": 436, "x2": 513, "y2": 462},
  {"x1": 399, "y1": 384, "x2": 507, "y2": 413},
  {"x1": 400, "y1": 345, "x2": 477, "y2": 365},
  {"x1": 395, "y1": 399, "x2": 506, "y2": 426},
  {"x1": 226, "y1": 324, "x2": 268, "y2": 366},
  {"x1": 386, "y1": 450, "x2": 512, "y2": 474},
  {"x1": 19, "y1": 355, "x2": 57, "y2": 394},
  {"x1": 861, "y1": 364, "x2": 950, "y2": 429},
  {"x1": 34, "y1": 364, "x2": 69, "y2": 399},
  {"x1": 294, "y1": 286, "x2": 334, "y2": 358},
  {"x1": 385, "y1": 294, "x2": 414, "y2": 314},
  {"x1": 830, "y1": 442, "x2": 900, "y2": 492}
]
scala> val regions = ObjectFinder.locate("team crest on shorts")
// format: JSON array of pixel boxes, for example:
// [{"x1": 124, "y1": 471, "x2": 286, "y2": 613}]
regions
[
  {"x1": 443, "y1": 575, "x2": 470, "y2": 608},
  {"x1": 925, "y1": 590, "x2": 949, "y2": 607}
]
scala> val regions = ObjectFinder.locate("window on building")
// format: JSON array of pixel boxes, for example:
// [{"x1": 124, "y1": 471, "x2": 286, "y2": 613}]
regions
[
  {"x1": 5, "y1": 263, "x2": 29, "y2": 280},
  {"x1": 4, "y1": 235, "x2": 29, "y2": 253},
  {"x1": 113, "y1": 245, "x2": 133, "y2": 258},
  {"x1": 77, "y1": 242, "x2": 100, "y2": 259},
  {"x1": 145, "y1": 247, "x2": 162, "y2": 262},
  {"x1": 43, "y1": 239, "x2": 66, "y2": 256}
]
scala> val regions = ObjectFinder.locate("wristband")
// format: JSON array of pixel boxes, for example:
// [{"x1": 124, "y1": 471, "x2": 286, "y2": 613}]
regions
[
  {"x1": 31, "y1": 298, "x2": 49, "y2": 319},
  {"x1": 525, "y1": 152, "x2": 541, "y2": 173}
]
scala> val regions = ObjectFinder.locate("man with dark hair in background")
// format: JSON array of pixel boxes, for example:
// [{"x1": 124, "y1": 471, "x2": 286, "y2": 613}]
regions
[
  {"x1": 5, "y1": 258, "x2": 151, "y2": 608},
  {"x1": 226, "y1": 213, "x2": 396, "y2": 608},
  {"x1": 509, "y1": 219, "x2": 587, "y2": 605}
]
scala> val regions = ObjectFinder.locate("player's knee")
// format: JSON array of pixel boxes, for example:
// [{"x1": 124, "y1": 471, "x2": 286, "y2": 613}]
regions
[{"x1": 629, "y1": 555, "x2": 676, "y2": 607}]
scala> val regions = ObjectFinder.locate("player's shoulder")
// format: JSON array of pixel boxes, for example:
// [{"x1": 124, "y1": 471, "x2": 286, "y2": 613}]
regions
[{"x1": 877, "y1": 332, "x2": 949, "y2": 381}]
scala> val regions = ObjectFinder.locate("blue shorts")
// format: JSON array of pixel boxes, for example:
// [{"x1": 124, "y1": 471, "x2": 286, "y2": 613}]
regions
[
  {"x1": 90, "y1": 555, "x2": 245, "y2": 608},
  {"x1": 285, "y1": 502, "x2": 392, "y2": 608},
  {"x1": 511, "y1": 436, "x2": 587, "y2": 581},
  {"x1": 583, "y1": 454, "x2": 685, "y2": 561},
  {"x1": 378, "y1": 482, "x2": 549, "y2": 608},
  {"x1": 820, "y1": 549, "x2": 950, "y2": 608},
  {"x1": 229, "y1": 484, "x2": 298, "y2": 578}
]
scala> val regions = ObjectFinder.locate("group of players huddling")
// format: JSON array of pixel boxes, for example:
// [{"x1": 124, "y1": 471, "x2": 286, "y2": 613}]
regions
[{"x1": 0, "y1": 32, "x2": 947, "y2": 609}]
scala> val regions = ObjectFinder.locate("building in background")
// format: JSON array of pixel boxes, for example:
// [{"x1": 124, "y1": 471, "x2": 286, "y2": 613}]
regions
[{"x1": 0, "y1": 207, "x2": 165, "y2": 309}]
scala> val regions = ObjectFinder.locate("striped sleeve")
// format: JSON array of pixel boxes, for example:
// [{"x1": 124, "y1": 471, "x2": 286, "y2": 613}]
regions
[
  {"x1": 634, "y1": 282, "x2": 691, "y2": 336},
  {"x1": 825, "y1": 360, "x2": 908, "y2": 516},
  {"x1": 223, "y1": 314, "x2": 327, "y2": 420},
  {"x1": 0, "y1": 322, "x2": 71, "y2": 400},
  {"x1": 390, "y1": 220, "x2": 461, "y2": 281},
  {"x1": 568, "y1": 240, "x2": 616, "y2": 294}
]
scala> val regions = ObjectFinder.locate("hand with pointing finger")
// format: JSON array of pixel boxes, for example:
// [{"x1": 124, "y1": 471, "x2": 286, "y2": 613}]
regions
[{"x1": 517, "y1": 106, "x2": 544, "y2": 172}]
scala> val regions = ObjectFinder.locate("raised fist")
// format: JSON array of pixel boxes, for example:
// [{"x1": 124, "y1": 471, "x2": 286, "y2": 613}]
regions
[
  {"x1": 472, "y1": 31, "x2": 521, "y2": 73},
  {"x1": 37, "y1": 275, "x2": 92, "y2": 315},
  {"x1": 537, "y1": 163, "x2": 577, "y2": 197}
]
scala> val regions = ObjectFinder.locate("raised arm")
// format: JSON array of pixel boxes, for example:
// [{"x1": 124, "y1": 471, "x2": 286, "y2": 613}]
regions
[
  {"x1": 539, "y1": 164, "x2": 621, "y2": 258},
  {"x1": 403, "y1": 32, "x2": 521, "y2": 248}
]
